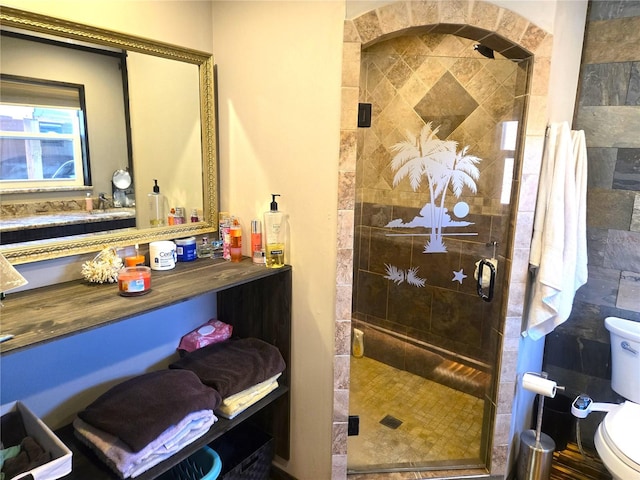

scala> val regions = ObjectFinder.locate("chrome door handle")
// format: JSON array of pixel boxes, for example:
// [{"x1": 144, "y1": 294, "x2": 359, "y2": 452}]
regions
[{"x1": 621, "y1": 341, "x2": 638, "y2": 355}]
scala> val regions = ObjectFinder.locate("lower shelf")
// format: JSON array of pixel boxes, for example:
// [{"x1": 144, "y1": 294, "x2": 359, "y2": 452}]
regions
[{"x1": 56, "y1": 386, "x2": 288, "y2": 480}]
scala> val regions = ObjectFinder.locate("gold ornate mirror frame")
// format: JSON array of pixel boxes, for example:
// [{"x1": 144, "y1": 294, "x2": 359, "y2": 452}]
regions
[{"x1": 0, "y1": 6, "x2": 218, "y2": 264}]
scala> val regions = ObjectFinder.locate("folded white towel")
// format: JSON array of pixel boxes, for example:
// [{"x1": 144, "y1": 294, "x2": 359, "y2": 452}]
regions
[
  {"x1": 216, "y1": 374, "x2": 281, "y2": 420},
  {"x1": 73, "y1": 409, "x2": 216, "y2": 478}
]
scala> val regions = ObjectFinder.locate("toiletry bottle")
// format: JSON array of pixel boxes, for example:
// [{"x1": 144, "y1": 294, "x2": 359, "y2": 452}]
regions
[
  {"x1": 148, "y1": 179, "x2": 165, "y2": 227},
  {"x1": 230, "y1": 217, "x2": 242, "y2": 262},
  {"x1": 352, "y1": 328, "x2": 364, "y2": 358},
  {"x1": 190, "y1": 209, "x2": 199, "y2": 223},
  {"x1": 174, "y1": 207, "x2": 186, "y2": 225},
  {"x1": 197, "y1": 235, "x2": 213, "y2": 258},
  {"x1": 85, "y1": 192, "x2": 93, "y2": 212},
  {"x1": 264, "y1": 194, "x2": 285, "y2": 268},
  {"x1": 251, "y1": 219, "x2": 263, "y2": 265},
  {"x1": 219, "y1": 212, "x2": 231, "y2": 261}
]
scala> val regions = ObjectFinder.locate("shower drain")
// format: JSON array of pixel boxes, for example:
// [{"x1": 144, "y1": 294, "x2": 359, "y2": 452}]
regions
[{"x1": 380, "y1": 414, "x2": 403, "y2": 429}]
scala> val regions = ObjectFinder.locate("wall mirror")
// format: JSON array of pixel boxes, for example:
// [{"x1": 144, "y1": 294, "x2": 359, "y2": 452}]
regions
[{"x1": 0, "y1": 6, "x2": 218, "y2": 264}]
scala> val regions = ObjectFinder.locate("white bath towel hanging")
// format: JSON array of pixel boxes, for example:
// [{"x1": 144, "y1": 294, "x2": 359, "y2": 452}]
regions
[{"x1": 525, "y1": 122, "x2": 588, "y2": 340}]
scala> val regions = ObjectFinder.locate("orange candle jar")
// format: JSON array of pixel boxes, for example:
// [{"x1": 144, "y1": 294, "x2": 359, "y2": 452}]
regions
[{"x1": 118, "y1": 266, "x2": 151, "y2": 296}]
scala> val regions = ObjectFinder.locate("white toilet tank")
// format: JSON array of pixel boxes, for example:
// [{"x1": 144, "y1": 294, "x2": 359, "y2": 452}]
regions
[{"x1": 605, "y1": 316, "x2": 640, "y2": 404}]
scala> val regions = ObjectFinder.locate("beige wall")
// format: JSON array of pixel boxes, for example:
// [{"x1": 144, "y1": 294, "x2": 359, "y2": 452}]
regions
[
  {"x1": 211, "y1": 3, "x2": 344, "y2": 478},
  {"x1": 1, "y1": 0, "x2": 213, "y2": 52}
]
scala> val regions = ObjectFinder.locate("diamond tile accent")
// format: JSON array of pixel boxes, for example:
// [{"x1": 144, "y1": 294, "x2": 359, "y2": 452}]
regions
[{"x1": 414, "y1": 72, "x2": 479, "y2": 138}]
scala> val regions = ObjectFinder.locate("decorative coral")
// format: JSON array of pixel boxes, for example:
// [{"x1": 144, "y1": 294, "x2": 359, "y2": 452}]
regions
[{"x1": 81, "y1": 247, "x2": 123, "y2": 284}]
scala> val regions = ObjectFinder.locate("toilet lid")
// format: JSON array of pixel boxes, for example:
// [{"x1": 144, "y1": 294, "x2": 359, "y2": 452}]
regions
[{"x1": 603, "y1": 402, "x2": 640, "y2": 467}]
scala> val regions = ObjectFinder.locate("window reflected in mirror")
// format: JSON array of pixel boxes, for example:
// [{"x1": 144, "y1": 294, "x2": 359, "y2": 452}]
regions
[{"x1": 1, "y1": 75, "x2": 90, "y2": 188}]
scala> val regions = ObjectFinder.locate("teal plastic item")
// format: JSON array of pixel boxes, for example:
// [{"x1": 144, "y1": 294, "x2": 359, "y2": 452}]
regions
[{"x1": 157, "y1": 446, "x2": 222, "y2": 480}]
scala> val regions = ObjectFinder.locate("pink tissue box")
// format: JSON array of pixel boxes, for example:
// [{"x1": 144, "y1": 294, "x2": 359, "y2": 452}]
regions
[{"x1": 178, "y1": 319, "x2": 233, "y2": 352}]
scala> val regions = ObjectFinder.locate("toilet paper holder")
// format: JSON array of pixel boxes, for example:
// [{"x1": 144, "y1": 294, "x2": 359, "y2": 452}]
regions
[{"x1": 522, "y1": 372, "x2": 565, "y2": 445}]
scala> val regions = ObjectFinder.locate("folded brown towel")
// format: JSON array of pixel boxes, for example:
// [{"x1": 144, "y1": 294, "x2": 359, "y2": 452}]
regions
[
  {"x1": 77, "y1": 369, "x2": 221, "y2": 453},
  {"x1": 169, "y1": 337, "x2": 285, "y2": 398},
  {"x1": 1, "y1": 410, "x2": 28, "y2": 448},
  {"x1": 3, "y1": 436, "x2": 50, "y2": 479}
]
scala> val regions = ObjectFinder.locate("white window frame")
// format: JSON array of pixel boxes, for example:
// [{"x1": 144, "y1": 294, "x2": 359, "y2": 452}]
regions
[{"x1": 0, "y1": 106, "x2": 85, "y2": 188}]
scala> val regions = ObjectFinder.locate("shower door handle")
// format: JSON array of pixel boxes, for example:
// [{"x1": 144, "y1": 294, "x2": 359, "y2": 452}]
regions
[{"x1": 477, "y1": 259, "x2": 496, "y2": 302}]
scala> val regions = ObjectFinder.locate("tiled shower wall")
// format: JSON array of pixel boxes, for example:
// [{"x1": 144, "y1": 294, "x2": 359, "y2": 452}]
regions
[
  {"x1": 334, "y1": 1, "x2": 555, "y2": 478},
  {"x1": 543, "y1": 0, "x2": 640, "y2": 448},
  {"x1": 352, "y1": 33, "x2": 529, "y2": 365}
]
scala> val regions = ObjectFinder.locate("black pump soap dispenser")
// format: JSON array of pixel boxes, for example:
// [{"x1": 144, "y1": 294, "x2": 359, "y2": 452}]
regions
[{"x1": 264, "y1": 194, "x2": 285, "y2": 268}]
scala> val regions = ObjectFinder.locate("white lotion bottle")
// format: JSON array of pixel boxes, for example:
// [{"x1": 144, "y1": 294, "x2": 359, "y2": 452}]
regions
[{"x1": 264, "y1": 194, "x2": 285, "y2": 268}]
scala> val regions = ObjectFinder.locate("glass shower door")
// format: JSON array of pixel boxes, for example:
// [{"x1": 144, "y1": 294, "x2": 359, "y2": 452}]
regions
[{"x1": 348, "y1": 33, "x2": 530, "y2": 474}]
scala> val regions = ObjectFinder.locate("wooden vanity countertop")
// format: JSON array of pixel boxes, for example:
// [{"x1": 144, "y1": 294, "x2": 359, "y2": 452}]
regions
[{"x1": 0, "y1": 258, "x2": 291, "y2": 355}]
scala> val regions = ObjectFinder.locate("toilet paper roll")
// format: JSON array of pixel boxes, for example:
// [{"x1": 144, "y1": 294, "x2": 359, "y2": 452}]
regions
[{"x1": 522, "y1": 373, "x2": 557, "y2": 398}]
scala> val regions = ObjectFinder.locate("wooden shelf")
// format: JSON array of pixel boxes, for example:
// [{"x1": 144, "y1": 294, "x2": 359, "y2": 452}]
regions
[
  {"x1": 56, "y1": 386, "x2": 289, "y2": 480},
  {"x1": 1, "y1": 258, "x2": 292, "y2": 477},
  {"x1": 0, "y1": 258, "x2": 291, "y2": 355}
]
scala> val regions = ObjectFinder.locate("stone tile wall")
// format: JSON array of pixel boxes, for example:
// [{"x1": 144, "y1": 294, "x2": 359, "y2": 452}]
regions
[
  {"x1": 543, "y1": 0, "x2": 640, "y2": 448},
  {"x1": 352, "y1": 34, "x2": 526, "y2": 367},
  {"x1": 334, "y1": 1, "x2": 554, "y2": 478}
]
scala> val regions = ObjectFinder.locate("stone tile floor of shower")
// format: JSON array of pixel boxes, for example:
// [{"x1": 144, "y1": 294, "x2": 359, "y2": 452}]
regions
[{"x1": 348, "y1": 356, "x2": 485, "y2": 472}]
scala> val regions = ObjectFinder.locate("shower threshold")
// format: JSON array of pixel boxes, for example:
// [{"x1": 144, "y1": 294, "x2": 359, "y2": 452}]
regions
[{"x1": 346, "y1": 461, "x2": 488, "y2": 477}]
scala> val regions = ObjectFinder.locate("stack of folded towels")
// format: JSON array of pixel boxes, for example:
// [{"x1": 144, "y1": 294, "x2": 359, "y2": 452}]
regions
[
  {"x1": 73, "y1": 370, "x2": 221, "y2": 478},
  {"x1": 170, "y1": 337, "x2": 286, "y2": 419},
  {"x1": 73, "y1": 338, "x2": 285, "y2": 478}
]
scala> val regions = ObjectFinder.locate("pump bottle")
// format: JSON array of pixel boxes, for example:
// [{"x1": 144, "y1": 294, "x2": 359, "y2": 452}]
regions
[
  {"x1": 264, "y1": 194, "x2": 285, "y2": 268},
  {"x1": 148, "y1": 179, "x2": 165, "y2": 227}
]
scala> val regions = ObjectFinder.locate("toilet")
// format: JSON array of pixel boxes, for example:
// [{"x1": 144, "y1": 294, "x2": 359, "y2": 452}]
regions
[{"x1": 575, "y1": 317, "x2": 640, "y2": 479}]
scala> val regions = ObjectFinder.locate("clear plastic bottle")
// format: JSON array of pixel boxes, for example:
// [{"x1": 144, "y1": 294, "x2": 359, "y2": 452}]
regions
[
  {"x1": 264, "y1": 194, "x2": 285, "y2": 268},
  {"x1": 148, "y1": 180, "x2": 165, "y2": 227}
]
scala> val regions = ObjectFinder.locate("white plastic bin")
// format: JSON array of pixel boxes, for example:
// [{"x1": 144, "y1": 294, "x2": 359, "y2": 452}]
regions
[{"x1": 0, "y1": 401, "x2": 72, "y2": 480}]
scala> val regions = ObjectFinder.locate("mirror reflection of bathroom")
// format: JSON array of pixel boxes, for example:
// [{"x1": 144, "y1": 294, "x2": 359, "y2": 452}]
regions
[{"x1": 349, "y1": 30, "x2": 530, "y2": 474}]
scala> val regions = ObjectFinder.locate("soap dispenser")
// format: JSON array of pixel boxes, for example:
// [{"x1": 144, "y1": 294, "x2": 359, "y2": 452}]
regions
[
  {"x1": 264, "y1": 194, "x2": 285, "y2": 268},
  {"x1": 148, "y1": 179, "x2": 165, "y2": 227}
]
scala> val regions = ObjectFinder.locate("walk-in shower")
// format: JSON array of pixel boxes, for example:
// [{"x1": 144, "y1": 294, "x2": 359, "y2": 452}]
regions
[{"x1": 348, "y1": 32, "x2": 531, "y2": 473}]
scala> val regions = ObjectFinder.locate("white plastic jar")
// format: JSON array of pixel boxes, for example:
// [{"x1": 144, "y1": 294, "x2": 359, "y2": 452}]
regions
[{"x1": 149, "y1": 241, "x2": 176, "y2": 270}]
